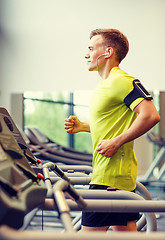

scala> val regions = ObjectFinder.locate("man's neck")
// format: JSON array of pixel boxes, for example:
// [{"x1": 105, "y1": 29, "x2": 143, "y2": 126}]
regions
[{"x1": 98, "y1": 61, "x2": 119, "y2": 80}]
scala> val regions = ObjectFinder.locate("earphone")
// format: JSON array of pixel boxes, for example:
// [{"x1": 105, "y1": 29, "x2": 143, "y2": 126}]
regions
[
  {"x1": 97, "y1": 52, "x2": 109, "y2": 59},
  {"x1": 102, "y1": 53, "x2": 109, "y2": 56},
  {"x1": 96, "y1": 50, "x2": 111, "y2": 70},
  {"x1": 99, "y1": 50, "x2": 111, "y2": 57}
]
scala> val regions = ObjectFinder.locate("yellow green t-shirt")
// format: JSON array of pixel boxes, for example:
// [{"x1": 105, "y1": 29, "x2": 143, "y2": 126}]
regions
[{"x1": 89, "y1": 67, "x2": 144, "y2": 191}]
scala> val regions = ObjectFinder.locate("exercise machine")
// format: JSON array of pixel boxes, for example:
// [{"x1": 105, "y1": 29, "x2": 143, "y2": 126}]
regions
[
  {"x1": 0, "y1": 107, "x2": 165, "y2": 240},
  {"x1": 0, "y1": 108, "x2": 47, "y2": 229},
  {"x1": 25, "y1": 126, "x2": 92, "y2": 161},
  {"x1": 138, "y1": 131, "x2": 165, "y2": 185}
]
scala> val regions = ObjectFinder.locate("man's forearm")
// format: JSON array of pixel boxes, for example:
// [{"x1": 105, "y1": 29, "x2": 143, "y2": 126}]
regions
[
  {"x1": 115, "y1": 101, "x2": 160, "y2": 148},
  {"x1": 115, "y1": 115, "x2": 158, "y2": 148},
  {"x1": 80, "y1": 122, "x2": 90, "y2": 132}
]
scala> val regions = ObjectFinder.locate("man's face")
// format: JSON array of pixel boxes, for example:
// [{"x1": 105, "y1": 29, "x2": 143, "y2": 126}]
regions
[{"x1": 85, "y1": 35, "x2": 106, "y2": 71}]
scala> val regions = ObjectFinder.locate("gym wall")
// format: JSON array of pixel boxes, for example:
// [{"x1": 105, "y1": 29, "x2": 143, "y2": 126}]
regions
[
  {"x1": 0, "y1": 0, "x2": 165, "y2": 111},
  {"x1": 0, "y1": 0, "x2": 164, "y2": 176}
]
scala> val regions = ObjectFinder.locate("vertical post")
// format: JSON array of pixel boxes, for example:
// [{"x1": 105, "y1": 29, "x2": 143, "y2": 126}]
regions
[
  {"x1": 68, "y1": 92, "x2": 74, "y2": 149},
  {"x1": 10, "y1": 93, "x2": 24, "y2": 129}
]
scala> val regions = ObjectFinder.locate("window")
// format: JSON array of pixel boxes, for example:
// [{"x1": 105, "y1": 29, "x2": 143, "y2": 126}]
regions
[{"x1": 23, "y1": 91, "x2": 92, "y2": 153}]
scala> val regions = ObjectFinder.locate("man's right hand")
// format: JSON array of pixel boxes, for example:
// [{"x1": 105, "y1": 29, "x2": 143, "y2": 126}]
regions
[
  {"x1": 64, "y1": 116, "x2": 82, "y2": 133},
  {"x1": 64, "y1": 116, "x2": 90, "y2": 133}
]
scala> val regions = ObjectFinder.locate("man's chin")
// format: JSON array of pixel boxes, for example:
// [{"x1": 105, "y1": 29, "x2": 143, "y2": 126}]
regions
[{"x1": 88, "y1": 67, "x2": 97, "y2": 72}]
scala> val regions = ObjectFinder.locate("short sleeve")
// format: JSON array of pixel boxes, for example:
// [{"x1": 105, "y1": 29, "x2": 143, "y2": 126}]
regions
[{"x1": 124, "y1": 79, "x2": 153, "y2": 109}]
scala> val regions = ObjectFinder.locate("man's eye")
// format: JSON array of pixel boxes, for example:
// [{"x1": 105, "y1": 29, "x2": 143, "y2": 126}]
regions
[{"x1": 89, "y1": 47, "x2": 93, "y2": 51}]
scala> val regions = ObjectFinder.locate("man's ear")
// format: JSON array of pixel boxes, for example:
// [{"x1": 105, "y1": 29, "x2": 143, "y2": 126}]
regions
[{"x1": 105, "y1": 47, "x2": 114, "y2": 58}]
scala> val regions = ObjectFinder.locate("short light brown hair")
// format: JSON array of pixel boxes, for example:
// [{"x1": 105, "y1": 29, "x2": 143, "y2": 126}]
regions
[{"x1": 90, "y1": 29, "x2": 129, "y2": 63}]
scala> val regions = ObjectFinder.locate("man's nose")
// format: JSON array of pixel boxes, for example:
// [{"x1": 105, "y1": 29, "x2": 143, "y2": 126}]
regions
[{"x1": 85, "y1": 53, "x2": 90, "y2": 59}]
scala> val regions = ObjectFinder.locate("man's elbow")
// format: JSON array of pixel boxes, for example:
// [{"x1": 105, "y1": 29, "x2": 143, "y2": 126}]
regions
[
  {"x1": 156, "y1": 114, "x2": 160, "y2": 124},
  {"x1": 151, "y1": 113, "x2": 160, "y2": 126}
]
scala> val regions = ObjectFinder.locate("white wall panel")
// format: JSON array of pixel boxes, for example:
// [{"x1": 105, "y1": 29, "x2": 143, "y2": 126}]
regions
[{"x1": 0, "y1": 0, "x2": 165, "y2": 110}]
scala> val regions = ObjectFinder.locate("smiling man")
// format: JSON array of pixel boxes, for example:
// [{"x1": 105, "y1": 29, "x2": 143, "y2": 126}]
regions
[{"x1": 64, "y1": 29, "x2": 160, "y2": 232}]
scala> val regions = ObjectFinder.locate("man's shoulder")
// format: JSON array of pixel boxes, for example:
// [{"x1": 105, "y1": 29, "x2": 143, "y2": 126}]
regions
[
  {"x1": 111, "y1": 67, "x2": 134, "y2": 81},
  {"x1": 109, "y1": 67, "x2": 135, "y2": 92}
]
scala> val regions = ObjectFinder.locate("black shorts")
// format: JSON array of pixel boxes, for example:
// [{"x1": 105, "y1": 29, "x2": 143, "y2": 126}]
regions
[{"x1": 81, "y1": 184, "x2": 140, "y2": 227}]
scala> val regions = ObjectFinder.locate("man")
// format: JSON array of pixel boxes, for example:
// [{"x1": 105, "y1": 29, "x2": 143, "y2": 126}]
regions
[{"x1": 64, "y1": 29, "x2": 160, "y2": 232}]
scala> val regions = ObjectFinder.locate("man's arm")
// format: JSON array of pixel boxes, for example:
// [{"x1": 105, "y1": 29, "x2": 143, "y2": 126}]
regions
[
  {"x1": 96, "y1": 100, "x2": 160, "y2": 158},
  {"x1": 64, "y1": 115, "x2": 90, "y2": 133}
]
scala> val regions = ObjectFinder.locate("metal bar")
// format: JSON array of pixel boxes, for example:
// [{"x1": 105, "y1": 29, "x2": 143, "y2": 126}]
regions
[
  {"x1": 1, "y1": 225, "x2": 165, "y2": 240},
  {"x1": 68, "y1": 92, "x2": 74, "y2": 149},
  {"x1": 24, "y1": 97, "x2": 88, "y2": 108},
  {"x1": 19, "y1": 208, "x2": 39, "y2": 231},
  {"x1": 136, "y1": 181, "x2": 152, "y2": 200},
  {"x1": 52, "y1": 180, "x2": 87, "y2": 232},
  {"x1": 42, "y1": 163, "x2": 53, "y2": 194},
  {"x1": 62, "y1": 189, "x2": 146, "y2": 200},
  {"x1": 53, "y1": 181, "x2": 151, "y2": 232},
  {"x1": 50, "y1": 176, "x2": 91, "y2": 185},
  {"x1": 46, "y1": 181, "x2": 153, "y2": 200},
  {"x1": 139, "y1": 147, "x2": 165, "y2": 181},
  {"x1": 56, "y1": 165, "x2": 93, "y2": 174},
  {"x1": 60, "y1": 213, "x2": 76, "y2": 233},
  {"x1": 136, "y1": 214, "x2": 146, "y2": 232},
  {"x1": 157, "y1": 162, "x2": 165, "y2": 180},
  {"x1": 50, "y1": 171, "x2": 89, "y2": 178},
  {"x1": 46, "y1": 180, "x2": 157, "y2": 232},
  {"x1": 44, "y1": 199, "x2": 158, "y2": 232},
  {"x1": 54, "y1": 199, "x2": 164, "y2": 212},
  {"x1": 53, "y1": 180, "x2": 87, "y2": 209}
]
